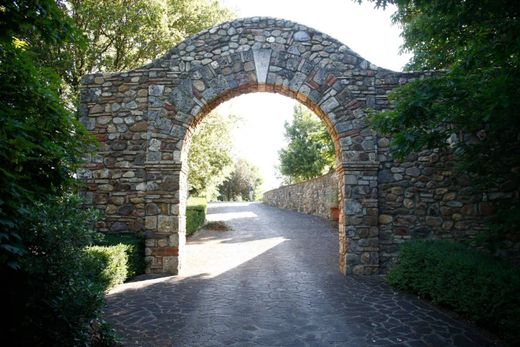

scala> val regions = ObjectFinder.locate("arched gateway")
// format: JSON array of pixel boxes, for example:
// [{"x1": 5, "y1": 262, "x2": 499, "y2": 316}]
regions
[{"x1": 79, "y1": 17, "x2": 431, "y2": 275}]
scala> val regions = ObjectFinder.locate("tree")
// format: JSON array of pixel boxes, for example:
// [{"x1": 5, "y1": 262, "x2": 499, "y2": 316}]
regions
[
  {"x1": 219, "y1": 159, "x2": 263, "y2": 201},
  {"x1": 279, "y1": 104, "x2": 335, "y2": 183},
  {"x1": 45, "y1": 0, "x2": 234, "y2": 103},
  {"x1": 188, "y1": 113, "x2": 237, "y2": 199},
  {"x1": 365, "y1": 0, "x2": 520, "y2": 244},
  {"x1": 1, "y1": 1, "x2": 110, "y2": 344},
  {"x1": 0, "y1": 0, "x2": 91, "y2": 271}
]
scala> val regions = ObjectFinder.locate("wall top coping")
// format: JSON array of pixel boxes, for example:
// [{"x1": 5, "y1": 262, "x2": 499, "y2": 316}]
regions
[
  {"x1": 263, "y1": 171, "x2": 337, "y2": 195},
  {"x1": 339, "y1": 162, "x2": 380, "y2": 171},
  {"x1": 80, "y1": 16, "x2": 396, "y2": 81}
]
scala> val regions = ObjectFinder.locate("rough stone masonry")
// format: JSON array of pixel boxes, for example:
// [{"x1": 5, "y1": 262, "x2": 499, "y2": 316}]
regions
[{"x1": 78, "y1": 17, "x2": 511, "y2": 275}]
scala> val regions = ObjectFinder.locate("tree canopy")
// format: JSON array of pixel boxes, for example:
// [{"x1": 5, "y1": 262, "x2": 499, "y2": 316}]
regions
[
  {"x1": 0, "y1": 0, "x2": 92, "y2": 270},
  {"x1": 368, "y1": 0, "x2": 519, "y2": 188},
  {"x1": 278, "y1": 104, "x2": 335, "y2": 183},
  {"x1": 35, "y1": 0, "x2": 234, "y2": 103}
]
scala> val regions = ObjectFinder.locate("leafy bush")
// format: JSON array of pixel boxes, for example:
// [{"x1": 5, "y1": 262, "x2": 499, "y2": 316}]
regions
[
  {"x1": 98, "y1": 234, "x2": 145, "y2": 279},
  {"x1": 388, "y1": 240, "x2": 520, "y2": 345},
  {"x1": 187, "y1": 197, "x2": 207, "y2": 236},
  {"x1": 83, "y1": 245, "x2": 128, "y2": 290},
  {"x1": 2, "y1": 196, "x2": 117, "y2": 346}
]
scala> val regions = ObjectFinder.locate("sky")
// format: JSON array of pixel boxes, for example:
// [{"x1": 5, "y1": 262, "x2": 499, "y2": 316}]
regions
[{"x1": 211, "y1": 0, "x2": 411, "y2": 191}]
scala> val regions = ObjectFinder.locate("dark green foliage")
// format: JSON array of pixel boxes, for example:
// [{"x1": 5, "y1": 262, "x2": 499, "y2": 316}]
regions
[
  {"x1": 0, "y1": 2, "x2": 115, "y2": 344},
  {"x1": 279, "y1": 104, "x2": 335, "y2": 183},
  {"x1": 2, "y1": 196, "x2": 110, "y2": 346},
  {"x1": 388, "y1": 240, "x2": 520, "y2": 345},
  {"x1": 83, "y1": 245, "x2": 128, "y2": 290},
  {"x1": 366, "y1": 0, "x2": 520, "y2": 245},
  {"x1": 186, "y1": 197, "x2": 207, "y2": 236},
  {"x1": 0, "y1": 0, "x2": 92, "y2": 271},
  {"x1": 98, "y1": 234, "x2": 146, "y2": 279}
]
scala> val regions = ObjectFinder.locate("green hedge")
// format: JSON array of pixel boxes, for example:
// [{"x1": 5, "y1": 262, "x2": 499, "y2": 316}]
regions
[
  {"x1": 387, "y1": 240, "x2": 520, "y2": 345},
  {"x1": 187, "y1": 197, "x2": 207, "y2": 237},
  {"x1": 98, "y1": 234, "x2": 145, "y2": 279},
  {"x1": 82, "y1": 245, "x2": 128, "y2": 290}
]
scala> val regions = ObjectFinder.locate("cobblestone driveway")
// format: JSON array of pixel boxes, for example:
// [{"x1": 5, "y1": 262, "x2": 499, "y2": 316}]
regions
[{"x1": 105, "y1": 202, "x2": 499, "y2": 347}]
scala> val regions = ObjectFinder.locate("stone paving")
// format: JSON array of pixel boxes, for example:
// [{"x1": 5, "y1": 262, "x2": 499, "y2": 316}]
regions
[{"x1": 105, "y1": 202, "x2": 499, "y2": 347}]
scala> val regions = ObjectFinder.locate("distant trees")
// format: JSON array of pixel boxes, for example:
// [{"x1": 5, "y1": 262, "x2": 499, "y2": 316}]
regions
[
  {"x1": 278, "y1": 104, "x2": 335, "y2": 183},
  {"x1": 219, "y1": 159, "x2": 263, "y2": 201},
  {"x1": 188, "y1": 113, "x2": 237, "y2": 199}
]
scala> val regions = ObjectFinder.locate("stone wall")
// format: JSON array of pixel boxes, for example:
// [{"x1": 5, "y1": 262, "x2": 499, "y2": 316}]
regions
[
  {"x1": 376, "y1": 148, "x2": 519, "y2": 269},
  {"x1": 263, "y1": 172, "x2": 338, "y2": 220},
  {"x1": 78, "y1": 16, "x2": 518, "y2": 275}
]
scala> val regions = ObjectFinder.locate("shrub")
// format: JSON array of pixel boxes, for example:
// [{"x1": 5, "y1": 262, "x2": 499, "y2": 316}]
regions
[
  {"x1": 98, "y1": 234, "x2": 145, "y2": 279},
  {"x1": 83, "y1": 245, "x2": 128, "y2": 290},
  {"x1": 387, "y1": 240, "x2": 520, "y2": 345},
  {"x1": 2, "y1": 195, "x2": 116, "y2": 346},
  {"x1": 186, "y1": 197, "x2": 207, "y2": 236}
]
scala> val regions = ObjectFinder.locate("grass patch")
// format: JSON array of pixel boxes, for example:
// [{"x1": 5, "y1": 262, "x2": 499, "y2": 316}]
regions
[
  {"x1": 387, "y1": 240, "x2": 520, "y2": 345},
  {"x1": 187, "y1": 197, "x2": 207, "y2": 237}
]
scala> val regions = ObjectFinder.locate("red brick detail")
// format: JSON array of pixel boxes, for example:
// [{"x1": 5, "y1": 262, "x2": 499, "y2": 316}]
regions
[
  {"x1": 151, "y1": 247, "x2": 179, "y2": 256},
  {"x1": 346, "y1": 100, "x2": 363, "y2": 108},
  {"x1": 95, "y1": 134, "x2": 108, "y2": 141},
  {"x1": 325, "y1": 74, "x2": 337, "y2": 86},
  {"x1": 340, "y1": 129, "x2": 361, "y2": 137}
]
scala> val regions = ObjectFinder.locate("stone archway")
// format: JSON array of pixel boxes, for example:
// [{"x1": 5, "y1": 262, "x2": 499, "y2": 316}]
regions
[{"x1": 79, "y1": 17, "x2": 428, "y2": 275}]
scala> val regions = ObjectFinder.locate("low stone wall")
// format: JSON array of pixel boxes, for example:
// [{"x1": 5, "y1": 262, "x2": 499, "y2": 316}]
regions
[{"x1": 263, "y1": 173, "x2": 338, "y2": 220}]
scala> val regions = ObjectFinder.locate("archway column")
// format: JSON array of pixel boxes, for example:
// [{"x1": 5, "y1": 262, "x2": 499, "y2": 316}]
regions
[
  {"x1": 143, "y1": 162, "x2": 186, "y2": 274},
  {"x1": 339, "y1": 161, "x2": 380, "y2": 275}
]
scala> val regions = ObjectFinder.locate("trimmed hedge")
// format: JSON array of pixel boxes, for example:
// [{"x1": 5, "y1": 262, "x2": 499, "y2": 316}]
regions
[
  {"x1": 82, "y1": 245, "x2": 128, "y2": 290},
  {"x1": 98, "y1": 234, "x2": 145, "y2": 279},
  {"x1": 387, "y1": 240, "x2": 520, "y2": 345},
  {"x1": 187, "y1": 197, "x2": 207, "y2": 237}
]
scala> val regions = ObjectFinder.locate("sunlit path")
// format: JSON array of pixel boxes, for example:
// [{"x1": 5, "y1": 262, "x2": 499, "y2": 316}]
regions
[{"x1": 105, "y1": 203, "x2": 497, "y2": 346}]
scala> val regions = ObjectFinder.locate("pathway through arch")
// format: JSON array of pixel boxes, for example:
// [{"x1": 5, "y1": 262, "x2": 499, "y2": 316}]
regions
[{"x1": 105, "y1": 203, "x2": 495, "y2": 346}]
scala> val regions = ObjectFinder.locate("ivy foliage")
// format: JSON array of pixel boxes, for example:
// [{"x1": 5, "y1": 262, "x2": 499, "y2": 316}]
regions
[
  {"x1": 366, "y1": 0, "x2": 520, "y2": 243},
  {"x1": 279, "y1": 104, "x2": 335, "y2": 183}
]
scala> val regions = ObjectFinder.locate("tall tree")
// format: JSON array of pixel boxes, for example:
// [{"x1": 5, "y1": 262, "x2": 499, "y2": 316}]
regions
[
  {"x1": 188, "y1": 113, "x2": 237, "y2": 199},
  {"x1": 219, "y1": 159, "x2": 263, "y2": 201},
  {"x1": 0, "y1": 0, "x2": 91, "y2": 270},
  {"x1": 1, "y1": 1, "x2": 108, "y2": 345},
  {"x1": 35, "y1": 0, "x2": 234, "y2": 103},
  {"x1": 365, "y1": 0, "x2": 520, "y2": 243},
  {"x1": 279, "y1": 104, "x2": 335, "y2": 183}
]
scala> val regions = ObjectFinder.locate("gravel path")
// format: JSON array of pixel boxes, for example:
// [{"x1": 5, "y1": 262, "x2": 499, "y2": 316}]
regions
[{"x1": 105, "y1": 202, "x2": 498, "y2": 346}]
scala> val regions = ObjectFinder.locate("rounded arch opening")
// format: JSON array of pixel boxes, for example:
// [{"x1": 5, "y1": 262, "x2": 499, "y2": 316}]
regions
[
  {"x1": 179, "y1": 85, "x2": 343, "y2": 172},
  {"x1": 79, "y1": 16, "x2": 391, "y2": 277}
]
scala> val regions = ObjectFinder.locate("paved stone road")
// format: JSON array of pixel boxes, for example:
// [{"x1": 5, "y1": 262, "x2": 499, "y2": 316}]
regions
[{"x1": 105, "y1": 202, "x2": 499, "y2": 347}]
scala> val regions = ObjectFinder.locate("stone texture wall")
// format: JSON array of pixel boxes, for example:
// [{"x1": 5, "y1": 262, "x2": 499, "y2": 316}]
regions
[
  {"x1": 78, "y1": 16, "x2": 517, "y2": 276},
  {"x1": 263, "y1": 173, "x2": 338, "y2": 220}
]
